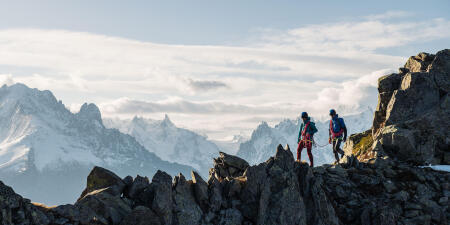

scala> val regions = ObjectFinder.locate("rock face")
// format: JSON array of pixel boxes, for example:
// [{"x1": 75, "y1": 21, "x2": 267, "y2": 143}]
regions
[
  {"x1": 0, "y1": 181, "x2": 51, "y2": 225},
  {"x1": 2, "y1": 144, "x2": 449, "y2": 225},
  {"x1": 210, "y1": 152, "x2": 249, "y2": 180},
  {"x1": 78, "y1": 166, "x2": 126, "y2": 201},
  {"x1": 0, "y1": 50, "x2": 449, "y2": 225},
  {"x1": 351, "y1": 49, "x2": 450, "y2": 165}
]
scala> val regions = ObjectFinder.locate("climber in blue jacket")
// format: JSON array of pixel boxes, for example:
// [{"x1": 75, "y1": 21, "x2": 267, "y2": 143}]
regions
[{"x1": 328, "y1": 109, "x2": 347, "y2": 163}]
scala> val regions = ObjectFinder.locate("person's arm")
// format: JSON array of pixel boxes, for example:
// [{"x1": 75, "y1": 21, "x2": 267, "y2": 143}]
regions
[
  {"x1": 328, "y1": 121, "x2": 332, "y2": 137},
  {"x1": 310, "y1": 122, "x2": 318, "y2": 135},
  {"x1": 328, "y1": 120, "x2": 332, "y2": 143},
  {"x1": 341, "y1": 118, "x2": 347, "y2": 142},
  {"x1": 298, "y1": 124, "x2": 303, "y2": 143}
]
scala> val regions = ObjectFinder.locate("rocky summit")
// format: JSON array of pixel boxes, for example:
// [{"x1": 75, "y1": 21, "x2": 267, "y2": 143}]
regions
[
  {"x1": 0, "y1": 50, "x2": 449, "y2": 225},
  {"x1": 345, "y1": 49, "x2": 450, "y2": 165}
]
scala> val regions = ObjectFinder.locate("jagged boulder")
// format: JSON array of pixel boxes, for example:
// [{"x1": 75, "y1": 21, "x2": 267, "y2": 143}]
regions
[
  {"x1": 172, "y1": 173, "x2": 203, "y2": 225},
  {"x1": 0, "y1": 181, "x2": 51, "y2": 225},
  {"x1": 75, "y1": 188, "x2": 132, "y2": 225},
  {"x1": 304, "y1": 166, "x2": 339, "y2": 225},
  {"x1": 368, "y1": 49, "x2": 450, "y2": 165},
  {"x1": 258, "y1": 145, "x2": 306, "y2": 225},
  {"x1": 119, "y1": 206, "x2": 161, "y2": 225},
  {"x1": 217, "y1": 208, "x2": 243, "y2": 225},
  {"x1": 78, "y1": 166, "x2": 125, "y2": 201},
  {"x1": 239, "y1": 162, "x2": 268, "y2": 221},
  {"x1": 150, "y1": 170, "x2": 173, "y2": 225},
  {"x1": 210, "y1": 152, "x2": 250, "y2": 180},
  {"x1": 123, "y1": 175, "x2": 150, "y2": 199},
  {"x1": 344, "y1": 129, "x2": 373, "y2": 159},
  {"x1": 191, "y1": 171, "x2": 209, "y2": 211},
  {"x1": 208, "y1": 175, "x2": 224, "y2": 213}
]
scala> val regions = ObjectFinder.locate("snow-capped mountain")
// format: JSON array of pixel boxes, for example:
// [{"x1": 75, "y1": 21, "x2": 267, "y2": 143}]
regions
[
  {"x1": 103, "y1": 115, "x2": 221, "y2": 177},
  {"x1": 0, "y1": 83, "x2": 193, "y2": 205},
  {"x1": 237, "y1": 108, "x2": 374, "y2": 166},
  {"x1": 212, "y1": 134, "x2": 248, "y2": 155}
]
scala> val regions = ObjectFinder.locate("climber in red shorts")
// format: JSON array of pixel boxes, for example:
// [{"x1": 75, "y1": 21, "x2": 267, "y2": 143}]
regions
[{"x1": 296, "y1": 112, "x2": 318, "y2": 167}]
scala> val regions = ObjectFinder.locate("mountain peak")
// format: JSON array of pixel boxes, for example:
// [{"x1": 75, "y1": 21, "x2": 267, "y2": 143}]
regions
[
  {"x1": 161, "y1": 114, "x2": 174, "y2": 127},
  {"x1": 1, "y1": 83, "x2": 47, "y2": 98},
  {"x1": 256, "y1": 121, "x2": 269, "y2": 130},
  {"x1": 0, "y1": 83, "x2": 65, "y2": 116},
  {"x1": 77, "y1": 103, "x2": 102, "y2": 122},
  {"x1": 131, "y1": 115, "x2": 144, "y2": 123}
]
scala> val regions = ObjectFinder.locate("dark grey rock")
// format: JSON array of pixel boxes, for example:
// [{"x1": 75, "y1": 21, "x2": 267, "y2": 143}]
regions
[
  {"x1": 218, "y1": 208, "x2": 243, "y2": 225},
  {"x1": 78, "y1": 166, "x2": 125, "y2": 201},
  {"x1": 173, "y1": 174, "x2": 203, "y2": 225},
  {"x1": 124, "y1": 175, "x2": 149, "y2": 200},
  {"x1": 123, "y1": 176, "x2": 133, "y2": 186},
  {"x1": 119, "y1": 206, "x2": 161, "y2": 225},
  {"x1": 219, "y1": 152, "x2": 249, "y2": 171},
  {"x1": 394, "y1": 191, "x2": 410, "y2": 202},
  {"x1": 150, "y1": 170, "x2": 173, "y2": 225},
  {"x1": 191, "y1": 171, "x2": 209, "y2": 211},
  {"x1": 75, "y1": 188, "x2": 132, "y2": 225}
]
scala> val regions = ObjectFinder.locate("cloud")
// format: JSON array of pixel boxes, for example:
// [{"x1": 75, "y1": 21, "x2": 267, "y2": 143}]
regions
[
  {"x1": 314, "y1": 69, "x2": 394, "y2": 110},
  {"x1": 259, "y1": 17, "x2": 450, "y2": 53},
  {"x1": 186, "y1": 79, "x2": 229, "y2": 92},
  {"x1": 0, "y1": 12, "x2": 449, "y2": 139},
  {"x1": 100, "y1": 97, "x2": 289, "y2": 115},
  {"x1": 365, "y1": 11, "x2": 414, "y2": 20},
  {"x1": 0, "y1": 74, "x2": 15, "y2": 86}
]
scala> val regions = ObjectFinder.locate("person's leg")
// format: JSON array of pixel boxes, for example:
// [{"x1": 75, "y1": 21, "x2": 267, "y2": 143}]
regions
[
  {"x1": 336, "y1": 139, "x2": 345, "y2": 157},
  {"x1": 306, "y1": 145, "x2": 313, "y2": 167},
  {"x1": 297, "y1": 141, "x2": 305, "y2": 161},
  {"x1": 332, "y1": 140, "x2": 340, "y2": 162}
]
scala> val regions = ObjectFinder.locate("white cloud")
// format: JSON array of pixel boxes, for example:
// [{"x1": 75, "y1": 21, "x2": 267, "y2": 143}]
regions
[
  {"x1": 99, "y1": 97, "x2": 271, "y2": 115},
  {"x1": 0, "y1": 12, "x2": 449, "y2": 139},
  {"x1": 365, "y1": 11, "x2": 414, "y2": 20},
  {"x1": 0, "y1": 74, "x2": 15, "y2": 86},
  {"x1": 186, "y1": 78, "x2": 229, "y2": 92},
  {"x1": 259, "y1": 18, "x2": 450, "y2": 53},
  {"x1": 315, "y1": 69, "x2": 394, "y2": 109}
]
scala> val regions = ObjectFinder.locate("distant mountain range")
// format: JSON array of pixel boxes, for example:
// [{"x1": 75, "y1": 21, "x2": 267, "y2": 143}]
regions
[
  {"x1": 103, "y1": 115, "x2": 222, "y2": 177},
  {"x1": 0, "y1": 83, "x2": 193, "y2": 205}
]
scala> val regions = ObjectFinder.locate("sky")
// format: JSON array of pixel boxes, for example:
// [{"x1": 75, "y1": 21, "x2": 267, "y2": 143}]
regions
[{"x1": 0, "y1": 0, "x2": 449, "y2": 140}]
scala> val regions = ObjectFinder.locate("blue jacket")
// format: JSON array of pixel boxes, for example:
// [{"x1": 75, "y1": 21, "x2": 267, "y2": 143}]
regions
[
  {"x1": 329, "y1": 115, "x2": 347, "y2": 139},
  {"x1": 330, "y1": 115, "x2": 346, "y2": 133},
  {"x1": 298, "y1": 117, "x2": 318, "y2": 142}
]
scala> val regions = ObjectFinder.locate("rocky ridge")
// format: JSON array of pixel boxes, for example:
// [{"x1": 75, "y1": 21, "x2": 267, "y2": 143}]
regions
[
  {"x1": 345, "y1": 49, "x2": 450, "y2": 165},
  {"x1": 0, "y1": 50, "x2": 449, "y2": 225},
  {"x1": 1, "y1": 145, "x2": 448, "y2": 225}
]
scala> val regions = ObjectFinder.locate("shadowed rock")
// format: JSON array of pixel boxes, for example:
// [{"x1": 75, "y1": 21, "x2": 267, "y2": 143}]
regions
[
  {"x1": 78, "y1": 166, "x2": 125, "y2": 201},
  {"x1": 367, "y1": 49, "x2": 450, "y2": 165}
]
